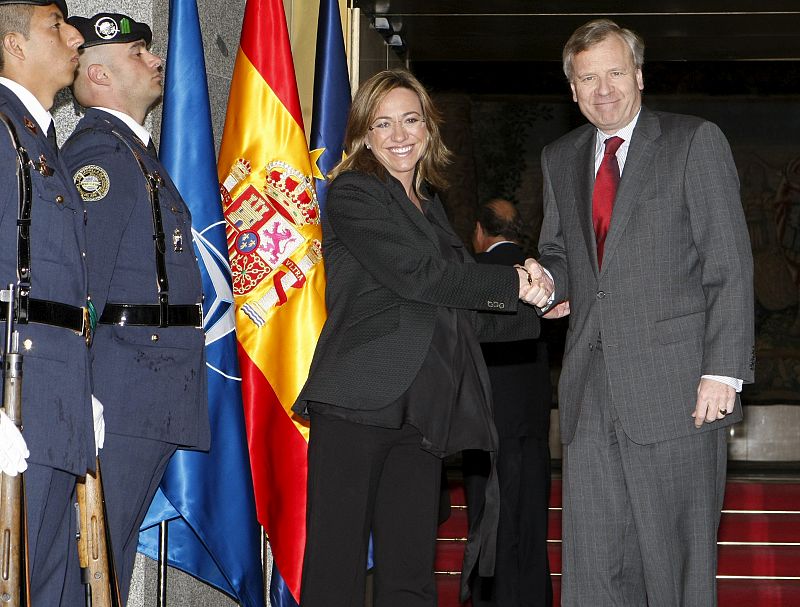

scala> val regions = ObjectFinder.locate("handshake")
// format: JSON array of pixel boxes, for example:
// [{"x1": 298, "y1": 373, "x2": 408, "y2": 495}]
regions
[{"x1": 515, "y1": 259, "x2": 570, "y2": 319}]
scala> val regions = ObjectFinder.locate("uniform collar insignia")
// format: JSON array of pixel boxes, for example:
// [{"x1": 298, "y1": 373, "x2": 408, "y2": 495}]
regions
[
  {"x1": 23, "y1": 117, "x2": 37, "y2": 134},
  {"x1": 35, "y1": 154, "x2": 53, "y2": 177}
]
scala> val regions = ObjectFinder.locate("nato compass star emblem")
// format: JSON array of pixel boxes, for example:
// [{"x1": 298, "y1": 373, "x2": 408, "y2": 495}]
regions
[{"x1": 192, "y1": 223, "x2": 239, "y2": 381}]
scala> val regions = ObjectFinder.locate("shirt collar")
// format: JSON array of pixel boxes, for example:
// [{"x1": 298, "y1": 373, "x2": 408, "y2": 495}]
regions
[
  {"x1": 92, "y1": 107, "x2": 151, "y2": 146},
  {"x1": 0, "y1": 77, "x2": 53, "y2": 135},
  {"x1": 594, "y1": 108, "x2": 641, "y2": 153},
  {"x1": 485, "y1": 240, "x2": 515, "y2": 253}
]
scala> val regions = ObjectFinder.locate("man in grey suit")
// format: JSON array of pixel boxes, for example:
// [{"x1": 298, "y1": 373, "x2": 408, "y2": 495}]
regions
[{"x1": 522, "y1": 19, "x2": 755, "y2": 606}]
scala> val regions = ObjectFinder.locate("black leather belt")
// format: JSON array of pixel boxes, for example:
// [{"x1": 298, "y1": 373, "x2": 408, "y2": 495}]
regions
[
  {"x1": 99, "y1": 303, "x2": 203, "y2": 328},
  {"x1": 0, "y1": 298, "x2": 91, "y2": 341}
]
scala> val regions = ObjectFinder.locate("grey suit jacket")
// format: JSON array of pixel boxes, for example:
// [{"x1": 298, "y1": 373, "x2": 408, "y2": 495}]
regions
[
  {"x1": 294, "y1": 170, "x2": 540, "y2": 415},
  {"x1": 539, "y1": 106, "x2": 754, "y2": 445}
]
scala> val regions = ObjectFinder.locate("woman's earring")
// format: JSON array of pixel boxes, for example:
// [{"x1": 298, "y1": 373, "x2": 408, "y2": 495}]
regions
[{"x1": 366, "y1": 143, "x2": 371, "y2": 149}]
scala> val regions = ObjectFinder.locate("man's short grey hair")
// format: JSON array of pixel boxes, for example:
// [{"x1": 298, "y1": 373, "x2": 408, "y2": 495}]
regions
[{"x1": 562, "y1": 19, "x2": 645, "y2": 82}]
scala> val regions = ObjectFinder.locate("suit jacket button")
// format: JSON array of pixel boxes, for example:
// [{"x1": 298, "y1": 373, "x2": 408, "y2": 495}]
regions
[{"x1": 596, "y1": 291, "x2": 606, "y2": 299}]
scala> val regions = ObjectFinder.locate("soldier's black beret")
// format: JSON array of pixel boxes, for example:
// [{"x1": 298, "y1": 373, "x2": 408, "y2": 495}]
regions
[
  {"x1": 67, "y1": 12, "x2": 152, "y2": 49},
  {"x1": 0, "y1": 1, "x2": 68, "y2": 18}
]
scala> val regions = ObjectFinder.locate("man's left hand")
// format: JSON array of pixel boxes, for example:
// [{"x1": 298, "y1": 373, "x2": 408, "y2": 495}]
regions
[{"x1": 692, "y1": 378, "x2": 735, "y2": 428}]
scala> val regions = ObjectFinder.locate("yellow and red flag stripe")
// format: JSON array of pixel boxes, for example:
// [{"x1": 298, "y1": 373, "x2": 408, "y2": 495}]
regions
[{"x1": 217, "y1": 0, "x2": 326, "y2": 602}]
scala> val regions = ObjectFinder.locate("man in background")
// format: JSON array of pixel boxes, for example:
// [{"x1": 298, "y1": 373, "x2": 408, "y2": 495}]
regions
[{"x1": 464, "y1": 198, "x2": 553, "y2": 607}]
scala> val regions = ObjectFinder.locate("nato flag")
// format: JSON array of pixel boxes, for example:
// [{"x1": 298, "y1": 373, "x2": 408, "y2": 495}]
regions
[{"x1": 137, "y1": 1, "x2": 265, "y2": 605}]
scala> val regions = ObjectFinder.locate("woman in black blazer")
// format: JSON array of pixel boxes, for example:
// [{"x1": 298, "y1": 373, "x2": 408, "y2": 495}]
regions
[{"x1": 293, "y1": 69, "x2": 541, "y2": 607}]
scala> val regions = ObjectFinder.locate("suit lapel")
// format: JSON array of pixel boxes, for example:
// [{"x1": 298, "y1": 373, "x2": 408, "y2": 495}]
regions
[
  {"x1": 600, "y1": 107, "x2": 661, "y2": 275},
  {"x1": 386, "y1": 178, "x2": 440, "y2": 247},
  {"x1": 570, "y1": 128, "x2": 600, "y2": 275}
]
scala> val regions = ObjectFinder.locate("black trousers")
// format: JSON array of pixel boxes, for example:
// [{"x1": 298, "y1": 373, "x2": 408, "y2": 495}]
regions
[
  {"x1": 463, "y1": 436, "x2": 553, "y2": 607},
  {"x1": 301, "y1": 413, "x2": 442, "y2": 607}
]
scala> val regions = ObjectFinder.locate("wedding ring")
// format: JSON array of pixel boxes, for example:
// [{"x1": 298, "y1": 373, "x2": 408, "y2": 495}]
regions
[{"x1": 515, "y1": 265, "x2": 533, "y2": 285}]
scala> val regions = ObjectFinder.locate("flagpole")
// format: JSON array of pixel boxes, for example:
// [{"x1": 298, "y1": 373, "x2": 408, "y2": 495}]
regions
[
  {"x1": 260, "y1": 526, "x2": 268, "y2": 605},
  {"x1": 157, "y1": 520, "x2": 168, "y2": 607}
]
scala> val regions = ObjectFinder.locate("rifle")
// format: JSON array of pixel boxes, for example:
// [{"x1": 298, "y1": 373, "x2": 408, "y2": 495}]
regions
[
  {"x1": 0, "y1": 283, "x2": 30, "y2": 606},
  {"x1": 75, "y1": 458, "x2": 122, "y2": 607}
]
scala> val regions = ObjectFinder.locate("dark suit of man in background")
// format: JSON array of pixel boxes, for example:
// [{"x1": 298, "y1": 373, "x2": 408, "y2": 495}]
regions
[
  {"x1": 522, "y1": 19, "x2": 754, "y2": 607},
  {"x1": 464, "y1": 198, "x2": 553, "y2": 607}
]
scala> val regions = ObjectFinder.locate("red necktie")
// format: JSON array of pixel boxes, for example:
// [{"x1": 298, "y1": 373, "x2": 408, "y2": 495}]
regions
[{"x1": 592, "y1": 136, "x2": 624, "y2": 268}]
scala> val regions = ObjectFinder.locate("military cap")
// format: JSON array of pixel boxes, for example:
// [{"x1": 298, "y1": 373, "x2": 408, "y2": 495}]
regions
[
  {"x1": 0, "y1": 1, "x2": 68, "y2": 18},
  {"x1": 67, "y1": 13, "x2": 152, "y2": 49}
]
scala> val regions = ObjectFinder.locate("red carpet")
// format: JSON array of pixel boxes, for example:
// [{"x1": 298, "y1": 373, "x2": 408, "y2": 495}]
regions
[{"x1": 436, "y1": 477, "x2": 800, "y2": 606}]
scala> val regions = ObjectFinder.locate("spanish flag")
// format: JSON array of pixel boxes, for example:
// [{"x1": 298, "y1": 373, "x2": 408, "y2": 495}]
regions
[{"x1": 218, "y1": 0, "x2": 326, "y2": 604}]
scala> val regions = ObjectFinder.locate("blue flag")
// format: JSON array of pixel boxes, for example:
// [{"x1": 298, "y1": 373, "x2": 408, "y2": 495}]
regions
[
  {"x1": 137, "y1": 1, "x2": 265, "y2": 605},
  {"x1": 309, "y1": 0, "x2": 351, "y2": 213}
]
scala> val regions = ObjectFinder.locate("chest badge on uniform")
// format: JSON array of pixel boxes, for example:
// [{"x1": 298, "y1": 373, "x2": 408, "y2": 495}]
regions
[
  {"x1": 173, "y1": 228, "x2": 183, "y2": 253},
  {"x1": 23, "y1": 117, "x2": 37, "y2": 134},
  {"x1": 73, "y1": 165, "x2": 110, "y2": 201}
]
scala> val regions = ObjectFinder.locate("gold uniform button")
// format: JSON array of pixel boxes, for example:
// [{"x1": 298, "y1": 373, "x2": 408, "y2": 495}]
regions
[
  {"x1": 55, "y1": 195, "x2": 64, "y2": 204},
  {"x1": 150, "y1": 334, "x2": 159, "y2": 342}
]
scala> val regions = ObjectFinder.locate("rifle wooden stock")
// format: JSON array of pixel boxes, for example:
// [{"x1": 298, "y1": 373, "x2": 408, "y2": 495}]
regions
[
  {"x1": 75, "y1": 459, "x2": 121, "y2": 607},
  {"x1": 0, "y1": 318, "x2": 29, "y2": 606},
  {"x1": 0, "y1": 470, "x2": 27, "y2": 607}
]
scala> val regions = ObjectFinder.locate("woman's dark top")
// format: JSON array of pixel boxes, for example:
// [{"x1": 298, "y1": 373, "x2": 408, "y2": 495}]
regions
[{"x1": 309, "y1": 197, "x2": 495, "y2": 458}]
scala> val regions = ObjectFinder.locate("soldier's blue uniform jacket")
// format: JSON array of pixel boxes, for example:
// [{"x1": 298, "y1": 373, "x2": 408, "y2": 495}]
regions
[
  {"x1": 0, "y1": 84, "x2": 94, "y2": 475},
  {"x1": 62, "y1": 108, "x2": 209, "y2": 449}
]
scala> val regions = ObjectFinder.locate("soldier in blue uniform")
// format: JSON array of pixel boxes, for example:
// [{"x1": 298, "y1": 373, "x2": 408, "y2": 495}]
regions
[
  {"x1": 0, "y1": 1, "x2": 102, "y2": 605},
  {"x1": 61, "y1": 12, "x2": 210, "y2": 604}
]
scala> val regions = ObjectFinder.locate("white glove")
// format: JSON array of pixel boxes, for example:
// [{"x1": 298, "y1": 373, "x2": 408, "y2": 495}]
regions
[
  {"x1": 91, "y1": 395, "x2": 105, "y2": 455},
  {"x1": 0, "y1": 409, "x2": 28, "y2": 476}
]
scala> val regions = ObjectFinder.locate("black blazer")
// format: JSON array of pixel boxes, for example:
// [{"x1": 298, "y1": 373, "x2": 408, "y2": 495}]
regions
[
  {"x1": 477, "y1": 243, "x2": 551, "y2": 440},
  {"x1": 293, "y1": 171, "x2": 540, "y2": 415}
]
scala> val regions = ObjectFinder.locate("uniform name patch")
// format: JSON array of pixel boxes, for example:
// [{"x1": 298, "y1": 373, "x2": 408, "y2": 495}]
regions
[{"x1": 74, "y1": 165, "x2": 110, "y2": 201}]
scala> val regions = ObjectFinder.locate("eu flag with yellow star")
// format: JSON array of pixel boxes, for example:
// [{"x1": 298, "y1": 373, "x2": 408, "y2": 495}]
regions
[{"x1": 309, "y1": 0, "x2": 350, "y2": 213}]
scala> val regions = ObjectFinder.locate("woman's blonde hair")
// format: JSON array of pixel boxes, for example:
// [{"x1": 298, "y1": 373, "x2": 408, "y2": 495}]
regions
[{"x1": 330, "y1": 69, "x2": 452, "y2": 196}]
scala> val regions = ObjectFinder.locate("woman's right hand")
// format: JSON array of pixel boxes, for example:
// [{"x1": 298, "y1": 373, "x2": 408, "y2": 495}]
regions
[{"x1": 515, "y1": 264, "x2": 533, "y2": 299}]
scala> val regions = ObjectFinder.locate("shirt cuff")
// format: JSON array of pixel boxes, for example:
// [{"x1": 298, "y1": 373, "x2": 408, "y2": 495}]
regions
[
  {"x1": 702, "y1": 375, "x2": 743, "y2": 393},
  {"x1": 541, "y1": 267, "x2": 555, "y2": 308}
]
